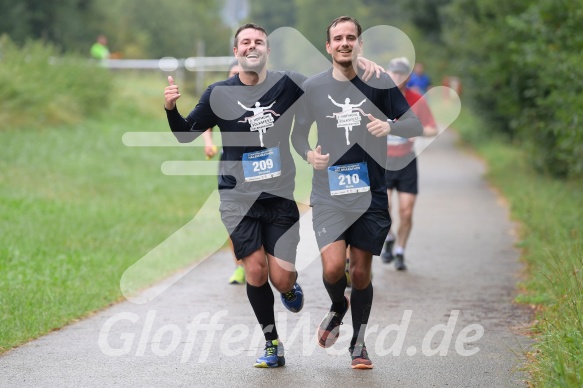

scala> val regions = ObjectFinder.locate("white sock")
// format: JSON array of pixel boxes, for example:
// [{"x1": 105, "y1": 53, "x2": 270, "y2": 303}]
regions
[{"x1": 395, "y1": 246, "x2": 404, "y2": 255}]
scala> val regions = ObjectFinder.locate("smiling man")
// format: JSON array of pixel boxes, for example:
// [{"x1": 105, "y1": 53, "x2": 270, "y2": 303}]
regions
[
  {"x1": 292, "y1": 16, "x2": 423, "y2": 369},
  {"x1": 164, "y1": 23, "x2": 384, "y2": 368}
]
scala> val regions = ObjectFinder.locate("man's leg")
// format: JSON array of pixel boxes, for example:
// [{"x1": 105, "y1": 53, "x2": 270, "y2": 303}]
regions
[
  {"x1": 347, "y1": 246, "x2": 373, "y2": 345},
  {"x1": 347, "y1": 245, "x2": 374, "y2": 369},
  {"x1": 317, "y1": 240, "x2": 350, "y2": 347},
  {"x1": 394, "y1": 192, "x2": 416, "y2": 270},
  {"x1": 262, "y1": 197, "x2": 303, "y2": 313},
  {"x1": 381, "y1": 189, "x2": 396, "y2": 263},
  {"x1": 242, "y1": 248, "x2": 287, "y2": 368},
  {"x1": 322, "y1": 240, "x2": 349, "y2": 302},
  {"x1": 241, "y1": 248, "x2": 278, "y2": 341},
  {"x1": 396, "y1": 191, "x2": 416, "y2": 251}
]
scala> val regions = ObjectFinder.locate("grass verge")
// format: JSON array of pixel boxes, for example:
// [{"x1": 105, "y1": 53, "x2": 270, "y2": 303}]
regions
[
  {"x1": 0, "y1": 72, "x2": 221, "y2": 352},
  {"x1": 454, "y1": 105, "x2": 583, "y2": 386}
]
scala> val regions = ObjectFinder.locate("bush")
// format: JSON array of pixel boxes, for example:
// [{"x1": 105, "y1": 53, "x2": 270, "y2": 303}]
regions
[
  {"x1": 0, "y1": 35, "x2": 113, "y2": 129},
  {"x1": 442, "y1": 0, "x2": 583, "y2": 179}
]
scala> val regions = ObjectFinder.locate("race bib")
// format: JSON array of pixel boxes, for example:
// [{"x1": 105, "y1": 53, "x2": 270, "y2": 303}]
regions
[
  {"x1": 242, "y1": 147, "x2": 282, "y2": 182},
  {"x1": 327, "y1": 162, "x2": 370, "y2": 196}
]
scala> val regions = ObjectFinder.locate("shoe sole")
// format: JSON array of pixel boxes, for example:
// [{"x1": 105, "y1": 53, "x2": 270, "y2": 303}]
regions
[
  {"x1": 254, "y1": 357, "x2": 285, "y2": 368},
  {"x1": 351, "y1": 363, "x2": 374, "y2": 369},
  {"x1": 283, "y1": 297, "x2": 304, "y2": 313},
  {"x1": 317, "y1": 297, "x2": 350, "y2": 348}
]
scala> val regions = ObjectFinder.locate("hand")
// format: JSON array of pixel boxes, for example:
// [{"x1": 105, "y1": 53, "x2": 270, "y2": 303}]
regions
[
  {"x1": 164, "y1": 76, "x2": 181, "y2": 110},
  {"x1": 423, "y1": 125, "x2": 439, "y2": 137},
  {"x1": 366, "y1": 114, "x2": 391, "y2": 137},
  {"x1": 307, "y1": 145, "x2": 330, "y2": 170},
  {"x1": 204, "y1": 145, "x2": 218, "y2": 159},
  {"x1": 357, "y1": 57, "x2": 383, "y2": 82}
]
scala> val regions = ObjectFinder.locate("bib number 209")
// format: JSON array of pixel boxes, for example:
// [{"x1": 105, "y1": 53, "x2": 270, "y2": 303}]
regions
[{"x1": 253, "y1": 159, "x2": 274, "y2": 172}]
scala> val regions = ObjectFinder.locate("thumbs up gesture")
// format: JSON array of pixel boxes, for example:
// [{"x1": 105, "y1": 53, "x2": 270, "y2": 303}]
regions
[
  {"x1": 307, "y1": 145, "x2": 330, "y2": 170},
  {"x1": 164, "y1": 76, "x2": 181, "y2": 110},
  {"x1": 366, "y1": 114, "x2": 391, "y2": 137}
]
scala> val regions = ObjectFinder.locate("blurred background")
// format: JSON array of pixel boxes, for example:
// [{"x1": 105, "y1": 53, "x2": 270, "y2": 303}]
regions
[{"x1": 1, "y1": 0, "x2": 581, "y2": 177}]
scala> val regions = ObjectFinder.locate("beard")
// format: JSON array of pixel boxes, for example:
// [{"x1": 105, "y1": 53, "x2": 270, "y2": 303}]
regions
[
  {"x1": 333, "y1": 50, "x2": 357, "y2": 69},
  {"x1": 238, "y1": 54, "x2": 268, "y2": 74}
]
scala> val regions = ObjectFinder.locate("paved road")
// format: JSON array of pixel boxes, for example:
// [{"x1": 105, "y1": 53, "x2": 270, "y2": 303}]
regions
[{"x1": 0, "y1": 130, "x2": 532, "y2": 387}]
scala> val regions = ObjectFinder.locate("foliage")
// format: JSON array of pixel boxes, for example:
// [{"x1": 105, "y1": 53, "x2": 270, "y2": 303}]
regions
[
  {"x1": 0, "y1": 35, "x2": 113, "y2": 129},
  {"x1": 0, "y1": 0, "x2": 104, "y2": 54},
  {"x1": 0, "y1": 0, "x2": 231, "y2": 58},
  {"x1": 442, "y1": 0, "x2": 583, "y2": 178},
  {"x1": 89, "y1": 0, "x2": 232, "y2": 58},
  {"x1": 506, "y1": 0, "x2": 583, "y2": 177},
  {"x1": 249, "y1": 0, "x2": 297, "y2": 34}
]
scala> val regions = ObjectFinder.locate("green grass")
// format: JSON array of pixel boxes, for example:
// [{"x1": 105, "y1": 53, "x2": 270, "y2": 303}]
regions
[
  {"x1": 0, "y1": 72, "x2": 224, "y2": 352},
  {"x1": 0, "y1": 69, "x2": 315, "y2": 354},
  {"x1": 454, "y1": 105, "x2": 583, "y2": 387}
]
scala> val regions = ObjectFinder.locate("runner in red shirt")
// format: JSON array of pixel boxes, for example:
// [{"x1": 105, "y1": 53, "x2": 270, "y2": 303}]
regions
[{"x1": 382, "y1": 57, "x2": 438, "y2": 270}]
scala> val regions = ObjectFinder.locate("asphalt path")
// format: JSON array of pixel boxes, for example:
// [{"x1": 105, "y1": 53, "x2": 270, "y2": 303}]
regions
[{"x1": 0, "y1": 129, "x2": 532, "y2": 387}]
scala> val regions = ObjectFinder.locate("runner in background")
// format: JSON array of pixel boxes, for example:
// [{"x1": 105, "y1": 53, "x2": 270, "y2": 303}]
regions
[{"x1": 382, "y1": 57, "x2": 438, "y2": 270}]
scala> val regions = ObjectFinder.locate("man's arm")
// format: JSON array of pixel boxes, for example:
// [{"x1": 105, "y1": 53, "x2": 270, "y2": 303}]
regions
[
  {"x1": 415, "y1": 97, "x2": 439, "y2": 137},
  {"x1": 164, "y1": 81, "x2": 217, "y2": 143},
  {"x1": 291, "y1": 115, "x2": 313, "y2": 163},
  {"x1": 366, "y1": 109, "x2": 422, "y2": 138},
  {"x1": 388, "y1": 108, "x2": 423, "y2": 138}
]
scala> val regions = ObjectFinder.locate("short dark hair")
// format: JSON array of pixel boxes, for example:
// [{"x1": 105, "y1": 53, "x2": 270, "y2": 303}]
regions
[
  {"x1": 233, "y1": 23, "x2": 269, "y2": 47},
  {"x1": 326, "y1": 16, "x2": 362, "y2": 43}
]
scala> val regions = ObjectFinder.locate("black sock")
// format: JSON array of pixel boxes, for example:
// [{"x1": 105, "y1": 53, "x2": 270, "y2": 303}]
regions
[
  {"x1": 246, "y1": 282, "x2": 278, "y2": 341},
  {"x1": 350, "y1": 281, "x2": 373, "y2": 347},
  {"x1": 323, "y1": 275, "x2": 347, "y2": 313}
]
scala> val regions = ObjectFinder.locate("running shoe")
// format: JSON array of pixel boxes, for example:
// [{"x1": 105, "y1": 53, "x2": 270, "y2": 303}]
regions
[
  {"x1": 349, "y1": 343, "x2": 374, "y2": 369},
  {"x1": 394, "y1": 253, "x2": 407, "y2": 271},
  {"x1": 380, "y1": 237, "x2": 395, "y2": 264},
  {"x1": 318, "y1": 296, "x2": 349, "y2": 348},
  {"x1": 280, "y1": 282, "x2": 304, "y2": 313},
  {"x1": 345, "y1": 258, "x2": 352, "y2": 288},
  {"x1": 254, "y1": 339, "x2": 285, "y2": 368},
  {"x1": 228, "y1": 265, "x2": 245, "y2": 284}
]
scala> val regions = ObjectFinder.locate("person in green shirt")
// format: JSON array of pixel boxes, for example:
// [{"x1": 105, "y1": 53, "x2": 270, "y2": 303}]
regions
[{"x1": 90, "y1": 34, "x2": 110, "y2": 60}]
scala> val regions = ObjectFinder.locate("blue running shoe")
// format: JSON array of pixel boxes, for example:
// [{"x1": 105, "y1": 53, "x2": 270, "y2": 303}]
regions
[
  {"x1": 280, "y1": 283, "x2": 304, "y2": 313},
  {"x1": 254, "y1": 339, "x2": 285, "y2": 368}
]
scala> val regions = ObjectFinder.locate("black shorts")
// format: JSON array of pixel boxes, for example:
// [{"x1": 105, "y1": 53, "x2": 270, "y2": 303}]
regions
[
  {"x1": 220, "y1": 196, "x2": 300, "y2": 263},
  {"x1": 312, "y1": 205, "x2": 391, "y2": 256},
  {"x1": 385, "y1": 157, "x2": 418, "y2": 194}
]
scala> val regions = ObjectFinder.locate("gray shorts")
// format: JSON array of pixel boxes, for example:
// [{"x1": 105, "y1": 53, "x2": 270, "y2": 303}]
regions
[{"x1": 312, "y1": 205, "x2": 391, "y2": 255}]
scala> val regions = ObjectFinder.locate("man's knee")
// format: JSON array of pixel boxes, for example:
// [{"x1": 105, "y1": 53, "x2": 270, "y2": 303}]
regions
[
  {"x1": 243, "y1": 257, "x2": 268, "y2": 285},
  {"x1": 323, "y1": 263, "x2": 345, "y2": 284},
  {"x1": 270, "y1": 268, "x2": 296, "y2": 292},
  {"x1": 350, "y1": 266, "x2": 371, "y2": 289}
]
